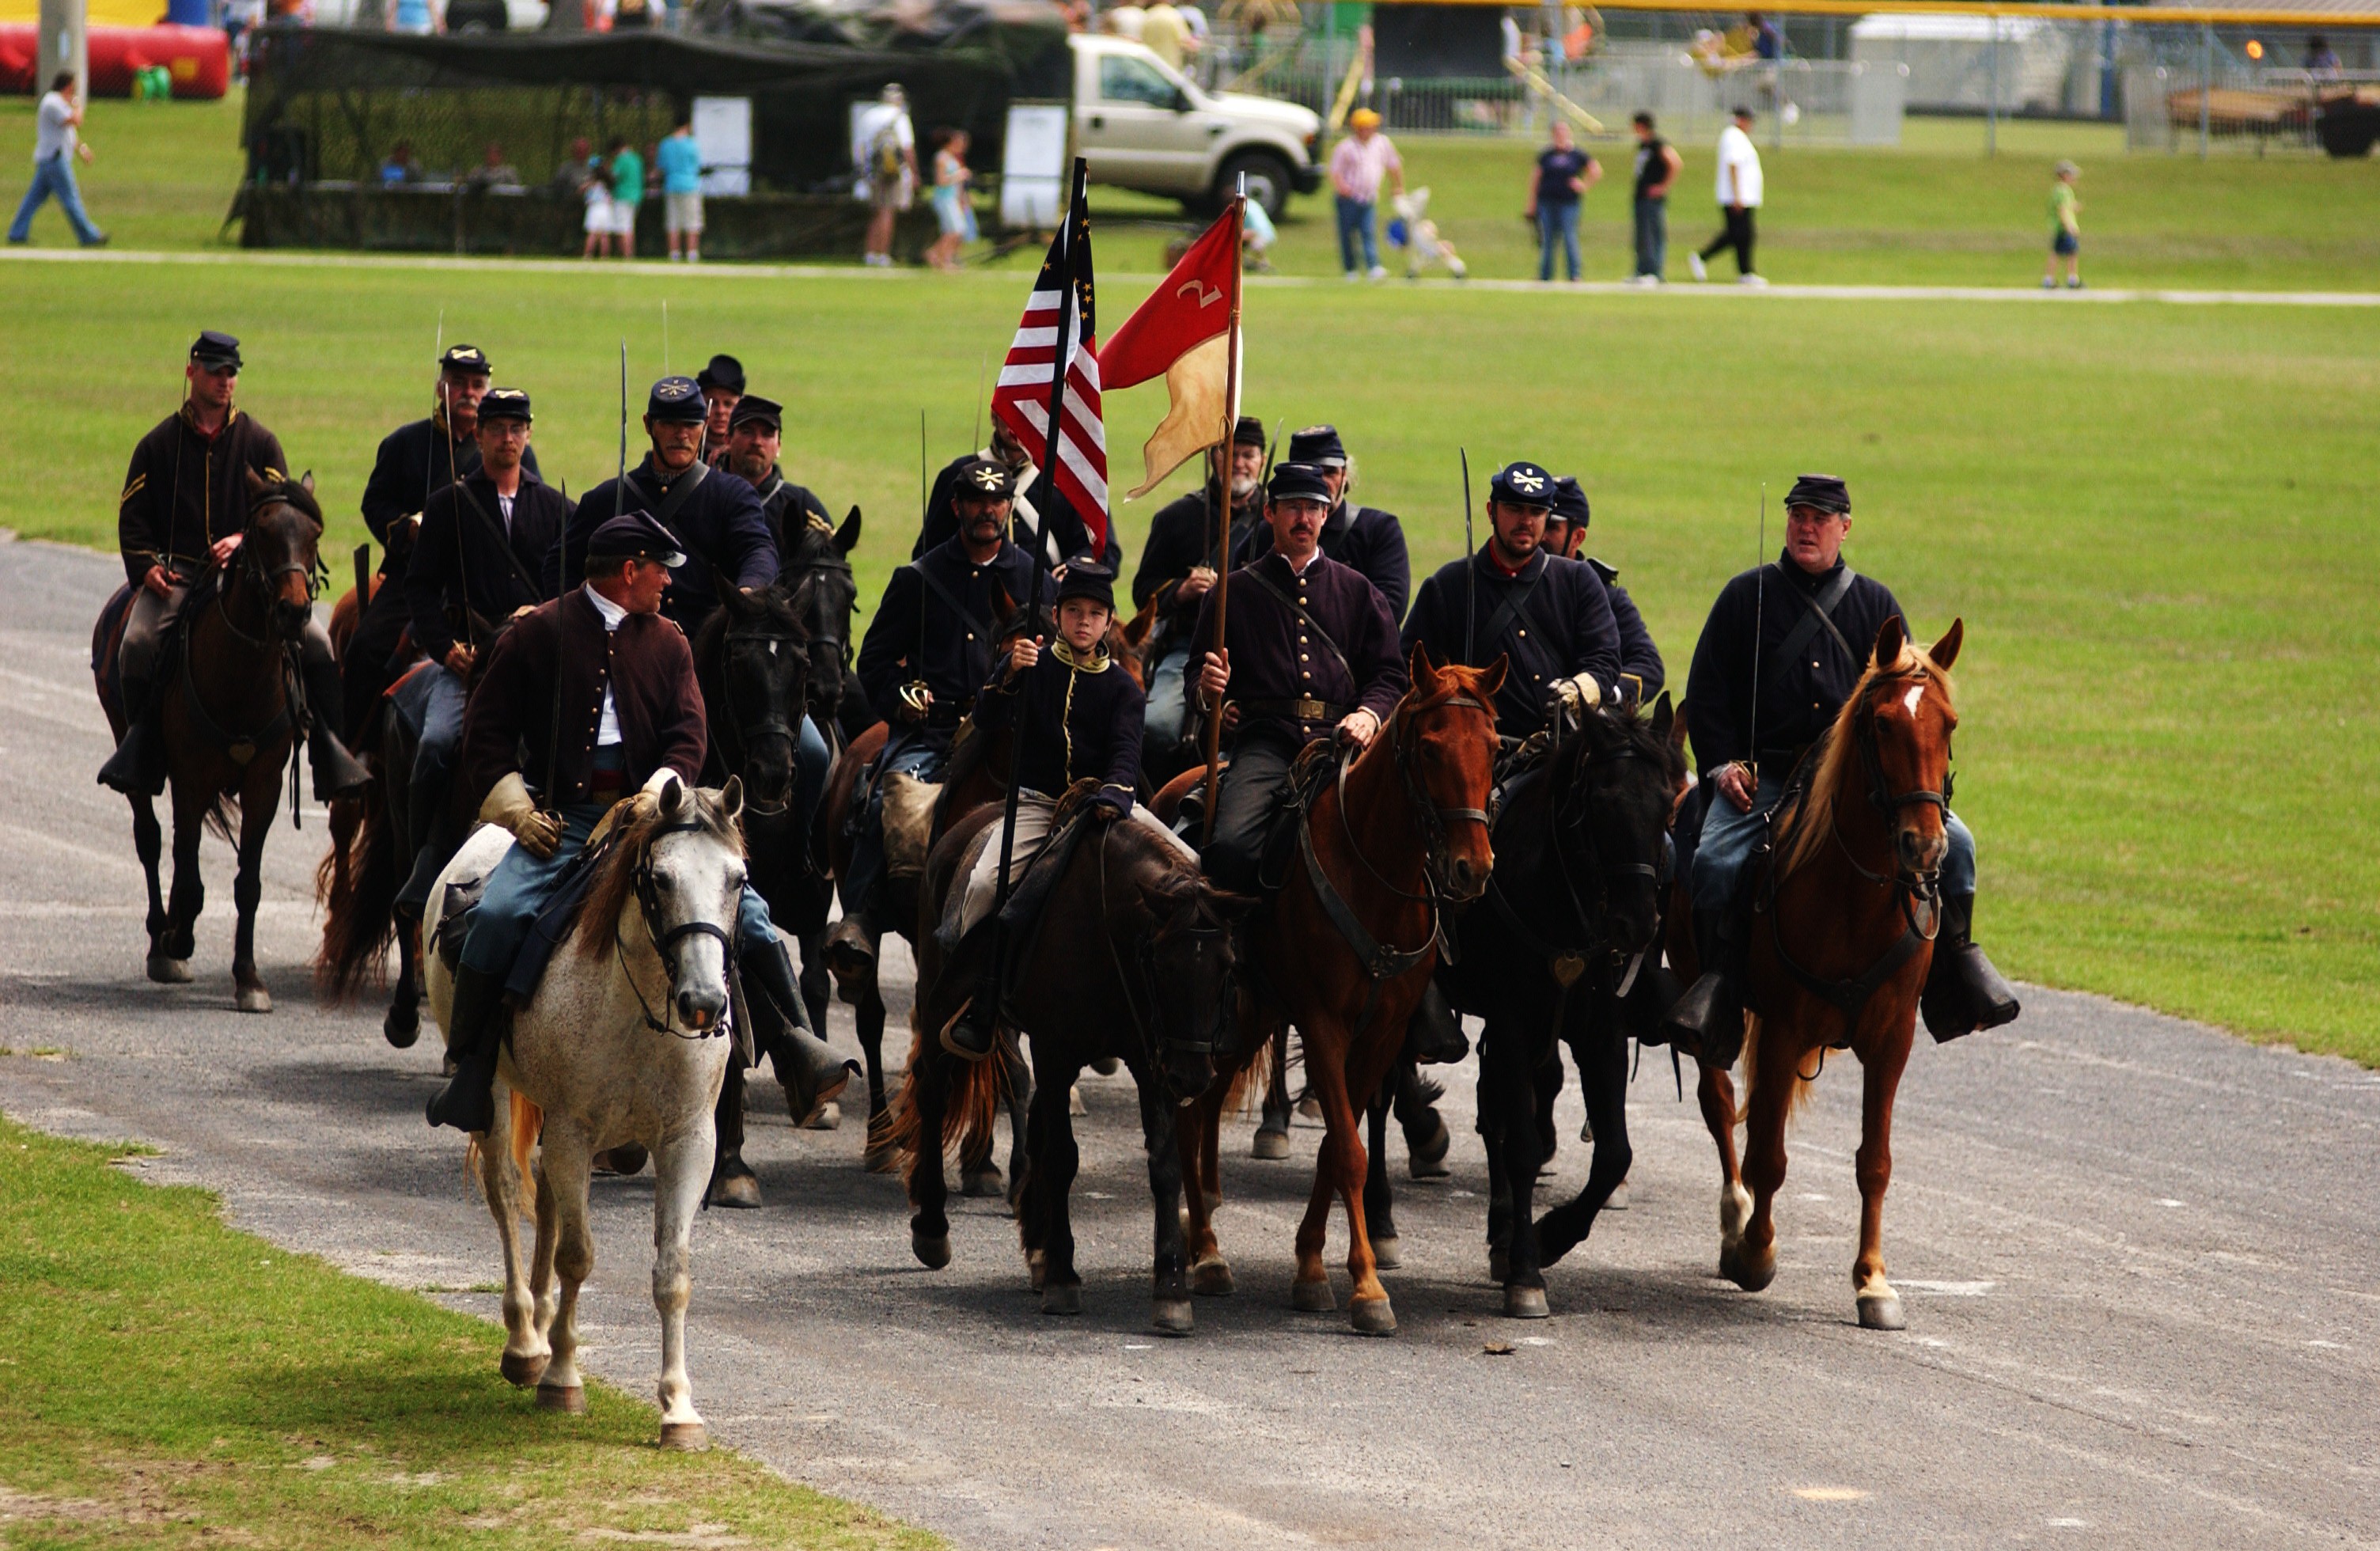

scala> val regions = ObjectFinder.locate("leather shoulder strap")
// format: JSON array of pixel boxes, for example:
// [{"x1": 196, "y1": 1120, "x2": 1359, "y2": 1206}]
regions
[
  {"x1": 1757, "y1": 564, "x2": 1859, "y2": 700},
  {"x1": 1239, "y1": 563, "x2": 1355, "y2": 688}
]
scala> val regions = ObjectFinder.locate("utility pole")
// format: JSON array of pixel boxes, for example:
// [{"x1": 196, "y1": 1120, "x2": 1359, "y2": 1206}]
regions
[{"x1": 37, "y1": 0, "x2": 87, "y2": 108}]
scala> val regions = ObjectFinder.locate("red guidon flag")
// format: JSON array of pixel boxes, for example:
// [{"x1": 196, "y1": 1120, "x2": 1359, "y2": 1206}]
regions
[
  {"x1": 991, "y1": 160, "x2": 1110, "y2": 553},
  {"x1": 1100, "y1": 199, "x2": 1242, "y2": 500}
]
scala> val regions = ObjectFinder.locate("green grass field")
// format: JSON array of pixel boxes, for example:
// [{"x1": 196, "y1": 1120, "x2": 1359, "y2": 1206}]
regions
[
  {"x1": 3, "y1": 97, "x2": 2375, "y2": 1063},
  {"x1": 0, "y1": 1115, "x2": 937, "y2": 1549}
]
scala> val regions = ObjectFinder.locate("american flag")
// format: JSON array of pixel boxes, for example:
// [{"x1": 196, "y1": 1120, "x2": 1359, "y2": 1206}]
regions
[{"x1": 991, "y1": 158, "x2": 1109, "y2": 555}]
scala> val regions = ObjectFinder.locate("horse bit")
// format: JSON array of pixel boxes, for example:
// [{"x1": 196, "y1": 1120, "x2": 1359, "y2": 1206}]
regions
[{"x1": 616, "y1": 817, "x2": 737, "y2": 1042}]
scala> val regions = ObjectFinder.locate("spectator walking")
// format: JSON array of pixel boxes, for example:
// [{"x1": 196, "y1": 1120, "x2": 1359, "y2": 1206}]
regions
[
  {"x1": 9, "y1": 72, "x2": 106, "y2": 248},
  {"x1": 926, "y1": 128, "x2": 976, "y2": 271},
  {"x1": 856, "y1": 85, "x2": 917, "y2": 268},
  {"x1": 658, "y1": 116, "x2": 704, "y2": 262},
  {"x1": 607, "y1": 135, "x2": 643, "y2": 259},
  {"x1": 2043, "y1": 159, "x2": 2082, "y2": 290},
  {"x1": 1688, "y1": 105, "x2": 1764, "y2": 286},
  {"x1": 578, "y1": 146, "x2": 612, "y2": 259},
  {"x1": 1628, "y1": 111, "x2": 1681, "y2": 283},
  {"x1": 1141, "y1": 0, "x2": 1195, "y2": 71},
  {"x1": 1525, "y1": 118, "x2": 1597, "y2": 283},
  {"x1": 1330, "y1": 108, "x2": 1404, "y2": 281}
]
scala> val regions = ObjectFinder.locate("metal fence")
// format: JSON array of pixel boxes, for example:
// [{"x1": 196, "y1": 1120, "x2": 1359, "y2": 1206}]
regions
[{"x1": 2126, "y1": 65, "x2": 2380, "y2": 154}]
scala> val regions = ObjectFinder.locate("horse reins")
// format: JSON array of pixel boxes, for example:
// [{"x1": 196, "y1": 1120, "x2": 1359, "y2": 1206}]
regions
[{"x1": 614, "y1": 816, "x2": 737, "y2": 1042}]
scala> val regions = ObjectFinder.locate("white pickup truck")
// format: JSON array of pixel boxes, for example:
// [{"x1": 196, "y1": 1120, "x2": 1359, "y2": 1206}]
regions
[{"x1": 1068, "y1": 32, "x2": 1321, "y2": 221}]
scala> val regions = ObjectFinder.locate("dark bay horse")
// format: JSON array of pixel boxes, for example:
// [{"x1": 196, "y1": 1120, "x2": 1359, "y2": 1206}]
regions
[
  {"x1": 1179, "y1": 647, "x2": 1503, "y2": 1336},
  {"x1": 892, "y1": 795, "x2": 1247, "y2": 1331},
  {"x1": 1670, "y1": 616, "x2": 1964, "y2": 1331},
  {"x1": 1437, "y1": 696, "x2": 1683, "y2": 1318},
  {"x1": 93, "y1": 472, "x2": 328, "y2": 1011}
]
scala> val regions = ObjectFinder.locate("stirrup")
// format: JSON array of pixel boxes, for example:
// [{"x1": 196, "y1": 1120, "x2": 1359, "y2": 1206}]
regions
[
  {"x1": 1661, "y1": 971, "x2": 1742, "y2": 1068},
  {"x1": 939, "y1": 995, "x2": 999, "y2": 1062}
]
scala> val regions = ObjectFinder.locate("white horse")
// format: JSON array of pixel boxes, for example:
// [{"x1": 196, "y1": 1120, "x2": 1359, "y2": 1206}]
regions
[{"x1": 426, "y1": 772, "x2": 746, "y2": 1450}]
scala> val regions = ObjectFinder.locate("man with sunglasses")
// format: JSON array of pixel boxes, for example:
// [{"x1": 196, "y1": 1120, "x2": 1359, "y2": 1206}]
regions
[
  {"x1": 1665, "y1": 474, "x2": 2017, "y2": 1060},
  {"x1": 102, "y1": 331, "x2": 370, "y2": 801}
]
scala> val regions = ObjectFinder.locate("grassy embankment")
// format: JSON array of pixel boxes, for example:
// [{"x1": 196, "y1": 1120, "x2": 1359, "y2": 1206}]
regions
[{"x1": 0, "y1": 1114, "x2": 938, "y2": 1549}]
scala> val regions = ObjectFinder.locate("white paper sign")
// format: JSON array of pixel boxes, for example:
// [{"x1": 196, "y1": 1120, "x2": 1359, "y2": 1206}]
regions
[
  {"x1": 692, "y1": 97, "x2": 750, "y2": 196},
  {"x1": 1000, "y1": 104, "x2": 1069, "y2": 230}
]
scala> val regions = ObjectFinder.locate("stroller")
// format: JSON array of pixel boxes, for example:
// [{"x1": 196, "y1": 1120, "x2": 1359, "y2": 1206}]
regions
[{"x1": 1386, "y1": 188, "x2": 1468, "y2": 281}]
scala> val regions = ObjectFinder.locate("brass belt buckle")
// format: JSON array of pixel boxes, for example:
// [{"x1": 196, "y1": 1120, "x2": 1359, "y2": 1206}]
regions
[{"x1": 1295, "y1": 696, "x2": 1326, "y2": 721}]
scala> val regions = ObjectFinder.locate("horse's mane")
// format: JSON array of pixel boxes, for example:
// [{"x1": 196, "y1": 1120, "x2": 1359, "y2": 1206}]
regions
[
  {"x1": 692, "y1": 581, "x2": 809, "y2": 666},
  {"x1": 1776, "y1": 642, "x2": 1957, "y2": 879},
  {"x1": 1567, "y1": 700, "x2": 1685, "y2": 787},
  {"x1": 250, "y1": 478, "x2": 324, "y2": 530},
  {"x1": 574, "y1": 783, "x2": 746, "y2": 960}
]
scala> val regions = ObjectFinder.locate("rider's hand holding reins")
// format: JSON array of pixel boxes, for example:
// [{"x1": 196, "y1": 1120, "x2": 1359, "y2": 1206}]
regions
[
  {"x1": 479, "y1": 772, "x2": 564, "y2": 860},
  {"x1": 210, "y1": 533, "x2": 244, "y2": 567},
  {"x1": 443, "y1": 643, "x2": 476, "y2": 676},
  {"x1": 1005, "y1": 634, "x2": 1043, "y2": 681},
  {"x1": 1337, "y1": 707, "x2": 1380, "y2": 751},
  {"x1": 1177, "y1": 566, "x2": 1216, "y2": 606},
  {"x1": 141, "y1": 564, "x2": 173, "y2": 598},
  {"x1": 1715, "y1": 760, "x2": 1757, "y2": 813}
]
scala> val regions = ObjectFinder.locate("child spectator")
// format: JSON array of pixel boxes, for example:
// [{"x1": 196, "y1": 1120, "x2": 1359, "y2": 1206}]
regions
[
  {"x1": 2043, "y1": 160, "x2": 2082, "y2": 290},
  {"x1": 926, "y1": 128, "x2": 976, "y2": 271}
]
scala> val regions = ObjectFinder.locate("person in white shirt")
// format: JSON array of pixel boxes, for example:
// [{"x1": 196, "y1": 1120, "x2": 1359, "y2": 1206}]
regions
[
  {"x1": 855, "y1": 85, "x2": 918, "y2": 268},
  {"x1": 1689, "y1": 105, "x2": 1764, "y2": 286},
  {"x1": 9, "y1": 72, "x2": 107, "y2": 248}
]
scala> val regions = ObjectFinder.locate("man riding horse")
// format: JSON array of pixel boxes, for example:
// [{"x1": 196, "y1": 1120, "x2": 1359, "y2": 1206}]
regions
[
  {"x1": 718, "y1": 392, "x2": 838, "y2": 823},
  {"x1": 343, "y1": 344, "x2": 540, "y2": 745},
  {"x1": 847, "y1": 457, "x2": 1037, "y2": 942},
  {"x1": 569, "y1": 375, "x2": 777, "y2": 640},
  {"x1": 1231, "y1": 426, "x2": 1412, "y2": 622},
  {"x1": 1132, "y1": 414, "x2": 1266, "y2": 768},
  {"x1": 101, "y1": 330, "x2": 369, "y2": 802},
  {"x1": 394, "y1": 386, "x2": 570, "y2": 914},
  {"x1": 914, "y1": 418, "x2": 1122, "y2": 572},
  {"x1": 941, "y1": 559, "x2": 1194, "y2": 1060},
  {"x1": 696, "y1": 353, "x2": 744, "y2": 467},
  {"x1": 425, "y1": 511, "x2": 847, "y2": 1134},
  {"x1": 1548, "y1": 475, "x2": 1665, "y2": 705},
  {"x1": 1664, "y1": 473, "x2": 2019, "y2": 1057}
]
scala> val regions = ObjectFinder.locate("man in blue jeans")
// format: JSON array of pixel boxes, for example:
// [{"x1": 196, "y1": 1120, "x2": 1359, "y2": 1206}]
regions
[
  {"x1": 1628, "y1": 112, "x2": 1681, "y2": 284},
  {"x1": 9, "y1": 73, "x2": 108, "y2": 248},
  {"x1": 1525, "y1": 119, "x2": 1597, "y2": 283},
  {"x1": 1328, "y1": 108, "x2": 1402, "y2": 279}
]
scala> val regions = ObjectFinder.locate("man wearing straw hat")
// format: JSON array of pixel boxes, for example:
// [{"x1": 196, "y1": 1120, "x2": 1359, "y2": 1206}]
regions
[{"x1": 1329, "y1": 108, "x2": 1404, "y2": 281}]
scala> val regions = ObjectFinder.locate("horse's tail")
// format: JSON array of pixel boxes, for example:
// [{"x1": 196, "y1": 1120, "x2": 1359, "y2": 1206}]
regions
[
  {"x1": 313, "y1": 783, "x2": 400, "y2": 1001},
  {"x1": 1737, "y1": 1012, "x2": 1816, "y2": 1130},
  {"x1": 509, "y1": 1090, "x2": 542, "y2": 1183},
  {"x1": 885, "y1": 1009, "x2": 1011, "y2": 1179}
]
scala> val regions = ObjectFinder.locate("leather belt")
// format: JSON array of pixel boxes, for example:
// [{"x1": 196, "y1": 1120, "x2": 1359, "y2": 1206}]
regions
[{"x1": 1242, "y1": 696, "x2": 1345, "y2": 722}]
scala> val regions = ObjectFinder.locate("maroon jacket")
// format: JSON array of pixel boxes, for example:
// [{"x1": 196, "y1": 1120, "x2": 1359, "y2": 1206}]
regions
[{"x1": 458, "y1": 586, "x2": 707, "y2": 813}]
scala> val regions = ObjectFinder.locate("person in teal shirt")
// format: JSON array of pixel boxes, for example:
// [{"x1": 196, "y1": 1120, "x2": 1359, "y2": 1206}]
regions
[
  {"x1": 606, "y1": 136, "x2": 644, "y2": 259},
  {"x1": 657, "y1": 118, "x2": 704, "y2": 263}
]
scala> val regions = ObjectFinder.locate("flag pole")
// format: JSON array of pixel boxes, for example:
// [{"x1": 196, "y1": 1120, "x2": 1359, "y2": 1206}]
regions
[{"x1": 1198, "y1": 189, "x2": 1245, "y2": 848}]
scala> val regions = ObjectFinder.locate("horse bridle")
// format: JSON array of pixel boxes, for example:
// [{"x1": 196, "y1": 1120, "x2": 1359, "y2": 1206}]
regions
[
  {"x1": 719, "y1": 611, "x2": 806, "y2": 817},
  {"x1": 1096, "y1": 825, "x2": 1236, "y2": 1068},
  {"x1": 214, "y1": 493, "x2": 325, "y2": 650},
  {"x1": 615, "y1": 816, "x2": 737, "y2": 1041},
  {"x1": 1485, "y1": 729, "x2": 1662, "y2": 992},
  {"x1": 1834, "y1": 670, "x2": 1954, "y2": 904},
  {"x1": 786, "y1": 553, "x2": 855, "y2": 717},
  {"x1": 1335, "y1": 688, "x2": 1499, "y2": 908}
]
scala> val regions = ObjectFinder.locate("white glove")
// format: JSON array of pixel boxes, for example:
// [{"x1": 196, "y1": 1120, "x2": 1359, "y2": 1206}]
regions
[
  {"x1": 478, "y1": 772, "x2": 563, "y2": 859},
  {"x1": 1552, "y1": 672, "x2": 1604, "y2": 715}
]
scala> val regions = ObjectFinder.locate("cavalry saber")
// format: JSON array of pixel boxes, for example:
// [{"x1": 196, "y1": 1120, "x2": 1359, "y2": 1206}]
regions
[
  {"x1": 1747, "y1": 482, "x2": 1766, "y2": 787},
  {"x1": 1461, "y1": 447, "x2": 1476, "y2": 666}
]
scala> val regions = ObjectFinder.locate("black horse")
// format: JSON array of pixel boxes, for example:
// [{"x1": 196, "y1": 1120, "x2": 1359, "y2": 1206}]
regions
[
  {"x1": 896, "y1": 795, "x2": 1246, "y2": 1332},
  {"x1": 1438, "y1": 696, "x2": 1683, "y2": 1318}
]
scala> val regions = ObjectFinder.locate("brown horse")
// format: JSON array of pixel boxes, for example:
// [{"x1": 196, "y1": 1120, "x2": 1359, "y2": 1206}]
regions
[
  {"x1": 1178, "y1": 645, "x2": 1503, "y2": 1335},
  {"x1": 1670, "y1": 616, "x2": 1963, "y2": 1332},
  {"x1": 93, "y1": 472, "x2": 328, "y2": 1011}
]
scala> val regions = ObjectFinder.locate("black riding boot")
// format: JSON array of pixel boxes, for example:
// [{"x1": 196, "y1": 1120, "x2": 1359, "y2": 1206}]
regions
[
  {"x1": 98, "y1": 672, "x2": 168, "y2": 796},
  {"x1": 1920, "y1": 892, "x2": 2021, "y2": 1043},
  {"x1": 301, "y1": 648, "x2": 371, "y2": 800},
  {"x1": 1621, "y1": 958, "x2": 1685, "y2": 1046},
  {"x1": 425, "y1": 964, "x2": 510, "y2": 1132},
  {"x1": 941, "y1": 952, "x2": 1004, "y2": 1061},
  {"x1": 1662, "y1": 908, "x2": 1747, "y2": 1068},
  {"x1": 1404, "y1": 980, "x2": 1469, "y2": 1066},
  {"x1": 742, "y1": 933, "x2": 853, "y2": 1117}
]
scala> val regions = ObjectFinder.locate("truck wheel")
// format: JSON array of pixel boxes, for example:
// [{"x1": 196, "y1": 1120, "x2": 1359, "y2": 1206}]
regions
[{"x1": 1213, "y1": 152, "x2": 1295, "y2": 224}]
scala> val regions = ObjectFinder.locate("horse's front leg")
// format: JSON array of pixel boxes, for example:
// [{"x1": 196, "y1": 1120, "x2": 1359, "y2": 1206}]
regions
[
  {"x1": 533, "y1": 1118, "x2": 594, "y2": 1414},
  {"x1": 385, "y1": 908, "x2": 423, "y2": 1049},
  {"x1": 1851, "y1": 1024, "x2": 1916, "y2": 1330},
  {"x1": 1178, "y1": 1083, "x2": 1232, "y2": 1295},
  {"x1": 1137, "y1": 1060, "x2": 1194, "y2": 1335},
  {"x1": 1251, "y1": 1024, "x2": 1293, "y2": 1159},
  {"x1": 1722, "y1": 1020, "x2": 1799, "y2": 1294},
  {"x1": 796, "y1": 922, "x2": 833, "y2": 1045},
  {"x1": 130, "y1": 791, "x2": 172, "y2": 975},
  {"x1": 1699, "y1": 1057, "x2": 1752, "y2": 1258},
  {"x1": 1029, "y1": 1058, "x2": 1083, "y2": 1315},
  {"x1": 707, "y1": 1050, "x2": 760, "y2": 1208},
  {"x1": 161, "y1": 780, "x2": 207, "y2": 973},
  {"x1": 480, "y1": 1082, "x2": 549, "y2": 1388},
  {"x1": 229, "y1": 767, "x2": 279, "y2": 1012},
  {"x1": 1537, "y1": 1005, "x2": 1632, "y2": 1272},
  {"x1": 1479, "y1": 1019, "x2": 1550, "y2": 1318},
  {"x1": 908, "y1": 1045, "x2": 953, "y2": 1269},
  {"x1": 1361, "y1": 1075, "x2": 1399, "y2": 1269},
  {"x1": 652, "y1": 1118, "x2": 716, "y2": 1448},
  {"x1": 859, "y1": 968, "x2": 899, "y2": 1174}
]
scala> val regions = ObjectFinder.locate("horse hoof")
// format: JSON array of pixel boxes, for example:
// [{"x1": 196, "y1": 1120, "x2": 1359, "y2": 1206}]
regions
[
  {"x1": 1505, "y1": 1284, "x2": 1550, "y2": 1320},
  {"x1": 535, "y1": 1383, "x2": 586, "y2": 1413},
  {"x1": 1349, "y1": 1296, "x2": 1397, "y2": 1337},
  {"x1": 499, "y1": 1349, "x2": 549, "y2": 1389},
  {"x1": 1371, "y1": 1235, "x2": 1402, "y2": 1272},
  {"x1": 1026, "y1": 1249, "x2": 1047, "y2": 1293},
  {"x1": 658, "y1": 1421, "x2": 709, "y2": 1451},
  {"x1": 1407, "y1": 1116, "x2": 1452, "y2": 1179},
  {"x1": 912, "y1": 1231, "x2": 953, "y2": 1270},
  {"x1": 1250, "y1": 1126, "x2": 1290, "y2": 1161},
  {"x1": 1152, "y1": 1297, "x2": 1194, "y2": 1336},
  {"x1": 383, "y1": 1004, "x2": 420, "y2": 1049},
  {"x1": 1719, "y1": 1242, "x2": 1777, "y2": 1294},
  {"x1": 146, "y1": 954, "x2": 191, "y2": 985},
  {"x1": 961, "y1": 1166, "x2": 1003, "y2": 1199},
  {"x1": 1857, "y1": 1292, "x2": 1907, "y2": 1331},
  {"x1": 235, "y1": 984, "x2": 273, "y2": 1014},
  {"x1": 1488, "y1": 1248, "x2": 1510, "y2": 1284},
  {"x1": 1090, "y1": 1055, "x2": 1121, "y2": 1076},
  {"x1": 862, "y1": 1143, "x2": 902, "y2": 1175},
  {"x1": 1297, "y1": 1095, "x2": 1322, "y2": 1121},
  {"x1": 708, "y1": 1173, "x2": 763, "y2": 1210},
  {"x1": 802, "y1": 1101, "x2": 841, "y2": 1132},
  {"x1": 1041, "y1": 1282, "x2": 1082, "y2": 1316},
  {"x1": 1604, "y1": 1179, "x2": 1631, "y2": 1211},
  {"x1": 1291, "y1": 1277, "x2": 1336, "y2": 1314},
  {"x1": 1192, "y1": 1257, "x2": 1235, "y2": 1297}
]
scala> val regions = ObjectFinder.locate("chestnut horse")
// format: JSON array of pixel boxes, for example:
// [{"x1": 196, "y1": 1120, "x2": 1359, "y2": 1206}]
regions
[
  {"x1": 93, "y1": 472, "x2": 327, "y2": 1011},
  {"x1": 1179, "y1": 646, "x2": 1503, "y2": 1336},
  {"x1": 1670, "y1": 616, "x2": 1963, "y2": 1331}
]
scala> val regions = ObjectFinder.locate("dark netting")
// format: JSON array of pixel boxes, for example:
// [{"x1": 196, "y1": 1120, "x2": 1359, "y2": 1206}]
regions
[{"x1": 233, "y1": 19, "x2": 1060, "y2": 256}]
